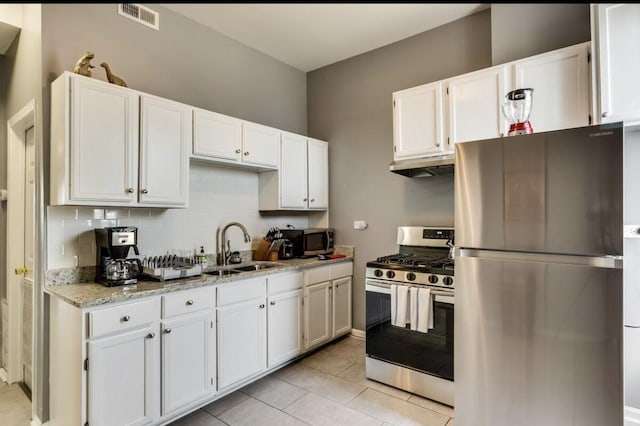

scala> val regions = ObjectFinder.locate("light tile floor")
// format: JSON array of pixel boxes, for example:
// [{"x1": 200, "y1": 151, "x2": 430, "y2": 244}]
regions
[
  {"x1": 172, "y1": 335, "x2": 454, "y2": 426},
  {"x1": 0, "y1": 381, "x2": 31, "y2": 426}
]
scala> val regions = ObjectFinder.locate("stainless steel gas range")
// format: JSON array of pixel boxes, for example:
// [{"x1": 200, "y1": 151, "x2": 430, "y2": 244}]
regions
[{"x1": 365, "y1": 226, "x2": 454, "y2": 406}]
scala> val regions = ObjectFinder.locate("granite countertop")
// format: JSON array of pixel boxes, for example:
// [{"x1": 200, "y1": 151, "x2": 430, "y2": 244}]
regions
[{"x1": 45, "y1": 253, "x2": 354, "y2": 309}]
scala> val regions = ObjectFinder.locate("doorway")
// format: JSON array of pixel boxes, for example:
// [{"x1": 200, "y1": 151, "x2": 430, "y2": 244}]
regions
[{"x1": 5, "y1": 99, "x2": 37, "y2": 419}]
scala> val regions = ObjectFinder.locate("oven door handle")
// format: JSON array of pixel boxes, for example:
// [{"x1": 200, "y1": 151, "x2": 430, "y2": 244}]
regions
[{"x1": 365, "y1": 280, "x2": 392, "y2": 294}]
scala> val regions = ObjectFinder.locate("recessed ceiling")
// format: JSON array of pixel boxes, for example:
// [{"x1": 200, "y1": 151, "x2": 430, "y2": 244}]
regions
[{"x1": 164, "y1": 3, "x2": 490, "y2": 72}]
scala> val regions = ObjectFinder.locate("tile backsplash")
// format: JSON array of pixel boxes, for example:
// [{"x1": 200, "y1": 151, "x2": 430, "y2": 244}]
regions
[{"x1": 46, "y1": 164, "x2": 313, "y2": 270}]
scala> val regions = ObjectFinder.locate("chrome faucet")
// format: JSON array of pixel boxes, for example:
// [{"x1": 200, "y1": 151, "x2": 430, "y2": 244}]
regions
[{"x1": 217, "y1": 222, "x2": 251, "y2": 266}]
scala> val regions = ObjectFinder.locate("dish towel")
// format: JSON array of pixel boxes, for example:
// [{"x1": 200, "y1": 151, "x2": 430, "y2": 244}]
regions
[
  {"x1": 391, "y1": 284, "x2": 410, "y2": 327},
  {"x1": 410, "y1": 287, "x2": 434, "y2": 333}
]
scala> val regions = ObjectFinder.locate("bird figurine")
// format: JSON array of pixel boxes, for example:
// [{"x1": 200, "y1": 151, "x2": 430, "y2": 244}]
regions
[
  {"x1": 73, "y1": 52, "x2": 95, "y2": 77},
  {"x1": 100, "y1": 62, "x2": 128, "y2": 87}
]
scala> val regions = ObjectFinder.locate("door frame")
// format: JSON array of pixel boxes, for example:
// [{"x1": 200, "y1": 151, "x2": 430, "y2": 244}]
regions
[{"x1": 6, "y1": 99, "x2": 36, "y2": 388}]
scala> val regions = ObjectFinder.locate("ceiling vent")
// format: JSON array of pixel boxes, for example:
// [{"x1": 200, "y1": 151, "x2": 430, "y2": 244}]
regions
[{"x1": 118, "y1": 4, "x2": 159, "y2": 30}]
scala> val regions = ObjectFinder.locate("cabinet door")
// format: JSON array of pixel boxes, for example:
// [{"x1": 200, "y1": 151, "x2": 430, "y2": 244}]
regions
[
  {"x1": 70, "y1": 76, "x2": 139, "y2": 204},
  {"x1": 139, "y1": 95, "x2": 191, "y2": 206},
  {"x1": 161, "y1": 311, "x2": 214, "y2": 416},
  {"x1": 332, "y1": 276, "x2": 352, "y2": 338},
  {"x1": 193, "y1": 108, "x2": 242, "y2": 161},
  {"x1": 280, "y1": 132, "x2": 308, "y2": 209},
  {"x1": 304, "y1": 281, "x2": 331, "y2": 349},
  {"x1": 597, "y1": 4, "x2": 640, "y2": 123},
  {"x1": 307, "y1": 138, "x2": 328, "y2": 209},
  {"x1": 242, "y1": 121, "x2": 279, "y2": 168},
  {"x1": 88, "y1": 325, "x2": 159, "y2": 426},
  {"x1": 514, "y1": 42, "x2": 590, "y2": 133},
  {"x1": 267, "y1": 289, "x2": 303, "y2": 367},
  {"x1": 217, "y1": 298, "x2": 267, "y2": 389},
  {"x1": 393, "y1": 81, "x2": 445, "y2": 160},
  {"x1": 448, "y1": 66, "x2": 509, "y2": 145}
]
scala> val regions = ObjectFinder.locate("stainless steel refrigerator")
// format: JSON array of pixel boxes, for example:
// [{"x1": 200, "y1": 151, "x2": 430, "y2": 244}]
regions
[{"x1": 455, "y1": 123, "x2": 624, "y2": 425}]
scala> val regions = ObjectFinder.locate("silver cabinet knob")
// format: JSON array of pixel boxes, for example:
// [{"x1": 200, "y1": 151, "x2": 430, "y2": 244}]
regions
[
  {"x1": 259, "y1": 304, "x2": 265, "y2": 309},
  {"x1": 303, "y1": 198, "x2": 308, "y2": 202},
  {"x1": 244, "y1": 152, "x2": 250, "y2": 156},
  {"x1": 126, "y1": 188, "x2": 134, "y2": 194},
  {"x1": 186, "y1": 300, "x2": 194, "y2": 306},
  {"x1": 141, "y1": 189, "x2": 148, "y2": 194},
  {"x1": 122, "y1": 315, "x2": 131, "y2": 322},
  {"x1": 235, "y1": 149, "x2": 241, "y2": 154},
  {"x1": 602, "y1": 112, "x2": 609, "y2": 118},
  {"x1": 147, "y1": 332, "x2": 156, "y2": 339},
  {"x1": 165, "y1": 328, "x2": 172, "y2": 334},
  {"x1": 270, "y1": 301, "x2": 276, "y2": 305},
  {"x1": 310, "y1": 199, "x2": 315, "y2": 203},
  {"x1": 435, "y1": 143, "x2": 440, "y2": 147}
]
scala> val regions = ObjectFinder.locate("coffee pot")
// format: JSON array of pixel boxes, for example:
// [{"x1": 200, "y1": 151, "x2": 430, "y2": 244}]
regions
[
  {"x1": 278, "y1": 240, "x2": 294, "y2": 260},
  {"x1": 95, "y1": 227, "x2": 142, "y2": 286}
]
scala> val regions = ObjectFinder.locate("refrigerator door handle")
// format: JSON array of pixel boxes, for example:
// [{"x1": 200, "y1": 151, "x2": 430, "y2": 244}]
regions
[{"x1": 458, "y1": 249, "x2": 623, "y2": 269}]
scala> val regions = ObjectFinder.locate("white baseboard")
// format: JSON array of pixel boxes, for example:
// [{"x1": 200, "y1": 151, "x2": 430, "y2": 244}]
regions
[
  {"x1": 31, "y1": 416, "x2": 45, "y2": 426},
  {"x1": 0, "y1": 367, "x2": 7, "y2": 383},
  {"x1": 350, "y1": 328, "x2": 365, "y2": 339}
]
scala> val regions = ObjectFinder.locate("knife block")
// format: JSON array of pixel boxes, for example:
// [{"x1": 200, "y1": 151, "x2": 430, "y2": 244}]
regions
[{"x1": 254, "y1": 238, "x2": 271, "y2": 261}]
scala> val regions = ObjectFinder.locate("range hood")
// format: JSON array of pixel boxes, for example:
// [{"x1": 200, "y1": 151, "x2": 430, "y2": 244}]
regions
[{"x1": 389, "y1": 153, "x2": 455, "y2": 178}]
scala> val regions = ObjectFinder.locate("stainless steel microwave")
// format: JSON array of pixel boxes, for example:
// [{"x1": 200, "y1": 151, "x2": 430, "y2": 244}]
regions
[{"x1": 279, "y1": 228, "x2": 334, "y2": 257}]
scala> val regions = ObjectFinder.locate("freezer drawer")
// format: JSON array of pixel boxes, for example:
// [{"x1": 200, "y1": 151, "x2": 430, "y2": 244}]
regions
[
  {"x1": 455, "y1": 253, "x2": 622, "y2": 426},
  {"x1": 455, "y1": 123, "x2": 623, "y2": 256}
]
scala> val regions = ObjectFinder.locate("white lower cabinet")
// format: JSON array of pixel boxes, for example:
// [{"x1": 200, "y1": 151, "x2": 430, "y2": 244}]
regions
[
  {"x1": 48, "y1": 261, "x2": 353, "y2": 426},
  {"x1": 266, "y1": 271, "x2": 304, "y2": 368},
  {"x1": 88, "y1": 324, "x2": 159, "y2": 426},
  {"x1": 304, "y1": 261, "x2": 354, "y2": 350},
  {"x1": 160, "y1": 287, "x2": 215, "y2": 416},
  {"x1": 216, "y1": 277, "x2": 268, "y2": 390}
]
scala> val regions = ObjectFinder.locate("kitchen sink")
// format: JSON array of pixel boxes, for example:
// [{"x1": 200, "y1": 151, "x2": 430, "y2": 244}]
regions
[
  {"x1": 231, "y1": 263, "x2": 282, "y2": 272},
  {"x1": 205, "y1": 269, "x2": 242, "y2": 277}
]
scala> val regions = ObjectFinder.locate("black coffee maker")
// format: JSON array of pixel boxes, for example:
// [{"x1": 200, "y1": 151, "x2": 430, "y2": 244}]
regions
[{"x1": 95, "y1": 227, "x2": 142, "y2": 286}]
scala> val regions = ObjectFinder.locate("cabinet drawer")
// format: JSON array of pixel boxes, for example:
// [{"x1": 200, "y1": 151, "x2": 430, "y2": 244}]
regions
[
  {"x1": 217, "y1": 277, "x2": 266, "y2": 306},
  {"x1": 331, "y1": 262, "x2": 353, "y2": 280},
  {"x1": 304, "y1": 265, "x2": 332, "y2": 285},
  {"x1": 268, "y1": 271, "x2": 303, "y2": 295},
  {"x1": 89, "y1": 298, "x2": 158, "y2": 338},
  {"x1": 162, "y1": 287, "x2": 214, "y2": 318}
]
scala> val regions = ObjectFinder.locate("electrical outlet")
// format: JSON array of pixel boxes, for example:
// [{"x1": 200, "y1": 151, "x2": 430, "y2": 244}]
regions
[{"x1": 354, "y1": 220, "x2": 368, "y2": 230}]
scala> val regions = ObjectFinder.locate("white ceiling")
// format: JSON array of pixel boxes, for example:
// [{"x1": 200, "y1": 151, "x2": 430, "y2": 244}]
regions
[{"x1": 163, "y1": 3, "x2": 490, "y2": 72}]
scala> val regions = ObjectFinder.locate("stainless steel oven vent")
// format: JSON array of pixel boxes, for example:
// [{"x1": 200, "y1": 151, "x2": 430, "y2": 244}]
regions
[
  {"x1": 389, "y1": 154, "x2": 455, "y2": 178},
  {"x1": 118, "y1": 4, "x2": 159, "y2": 30}
]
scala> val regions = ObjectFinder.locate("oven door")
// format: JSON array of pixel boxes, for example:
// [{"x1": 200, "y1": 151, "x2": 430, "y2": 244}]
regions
[{"x1": 365, "y1": 279, "x2": 454, "y2": 381}]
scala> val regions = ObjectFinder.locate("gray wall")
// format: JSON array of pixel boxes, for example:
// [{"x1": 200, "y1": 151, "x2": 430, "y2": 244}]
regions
[
  {"x1": 491, "y1": 4, "x2": 591, "y2": 65},
  {"x1": 307, "y1": 10, "x2": 492, "y2": 331},
  {"x1": 41, "y1": 3, "x2": 307, "y2": 135}
]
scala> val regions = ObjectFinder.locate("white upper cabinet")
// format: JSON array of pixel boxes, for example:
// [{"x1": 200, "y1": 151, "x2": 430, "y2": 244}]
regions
[
  {"x1": 192, "y1": 110, "x2": 279, "y2": 170},
  {"x1": 280, "y1": 132, "x2": 308, "y2": 209},
  {"x1": 50, "y1": 72, "x2": 190, "y2": 208},
  {"x1": 51, "y1": 73, "x2": 139, "y2": 205},
  {"x1": 307, "y1": 138, "x2": 329, "y2": 209},
  {"x1": 241, "y1": 121, "x2": 280, "y2": 168},
  {"x1": 139, "y1": 95, "x2": 191, "y2": 206},
  {"x1": 192, "y1": 108, "x2": 243, "y2": 161},
  {"x1": 447, "y1": 65, "x2": 509, "y2": 145},
  {"x1": 512, "y1": 42, "x2": 591, "y2": 133},
  {"x1": 259, "y1": 134, "x2": 329, "y2": 211},
  {"x1": 393, "y1": 81, "x2": 445, "y2": 160},
  {"x1": 593, "y1": 4, "x2": 640, "y2": 123}
]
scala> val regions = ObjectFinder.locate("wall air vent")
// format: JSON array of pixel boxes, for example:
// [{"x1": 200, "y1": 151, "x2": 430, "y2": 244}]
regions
[{"x1": 118, "y1": 4, "x2": 159, "y2": 30}]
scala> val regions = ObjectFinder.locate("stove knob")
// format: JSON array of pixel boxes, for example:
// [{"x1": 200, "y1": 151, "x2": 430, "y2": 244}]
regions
[
  {"x1": 374, "y1": 269, "x2": 383, "y2": 278},
  {"x1": 386, "y1": 270, "x2": 396, "y2": 279},
  {"x1": 406, "y1": 272, "x2": 416, "y2": 281},
  {"x1": 428, "y1": 275, "x2": 439, "y2": 284},
  {"x1": 443, "y1": 276, "x2": 454, "y2": 286}
]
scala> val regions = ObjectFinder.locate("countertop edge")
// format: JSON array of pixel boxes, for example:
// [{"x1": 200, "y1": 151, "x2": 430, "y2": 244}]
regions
[{"x1": 45, "y1": 256, "x2": 354, "y2": 309}]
